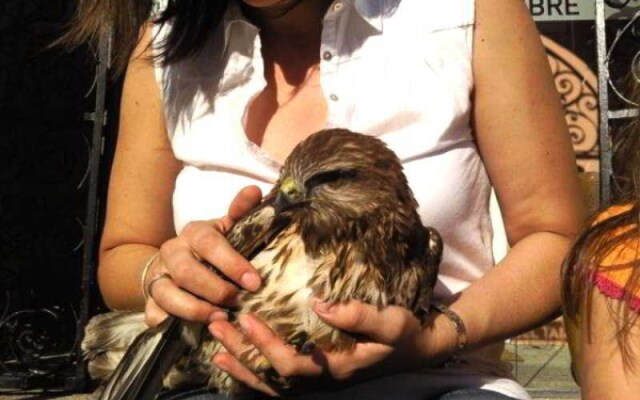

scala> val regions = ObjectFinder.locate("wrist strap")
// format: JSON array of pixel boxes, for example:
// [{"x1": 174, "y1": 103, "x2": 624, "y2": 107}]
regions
[
  {"x1": 141, "y1": 252, "x2": 160, "y2": 301},
  {"x1": 430, "y1": 302, "x2": 468, "y2": 358}
]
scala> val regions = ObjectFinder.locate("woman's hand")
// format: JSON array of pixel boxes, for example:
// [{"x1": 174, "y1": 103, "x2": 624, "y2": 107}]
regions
[
  {"x1": 208, "y1": 300, "x2": 456, "y2": 396},
  {"x1": 144, "y1": 186, "x2": 264, "y2": 327}
]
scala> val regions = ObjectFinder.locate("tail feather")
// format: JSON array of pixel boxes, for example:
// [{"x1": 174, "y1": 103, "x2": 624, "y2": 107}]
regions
[
  {"x1": 98, "y1": 316, "x2": 199, "y2": 400},
  {"x1": 83, "y1": 311, "x2": 147, "y2": 354}
]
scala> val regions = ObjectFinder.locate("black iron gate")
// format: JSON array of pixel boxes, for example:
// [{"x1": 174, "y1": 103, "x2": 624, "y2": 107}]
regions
[
  {"x1": 0, "y1": 0, "x2": 113, "y2": 392},
  {"x1": 596, "y1": 0, "x2": 640, "y2": 205}
]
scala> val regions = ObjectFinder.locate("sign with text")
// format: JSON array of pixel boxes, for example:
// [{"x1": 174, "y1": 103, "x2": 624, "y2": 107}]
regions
[{"x1": 526, "y1": 0, "x2": 640, "y2": 21}]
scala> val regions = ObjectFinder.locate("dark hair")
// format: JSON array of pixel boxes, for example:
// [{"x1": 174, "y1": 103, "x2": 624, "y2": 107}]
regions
[
  {"x1": 563, "y1": 73, "x2": 640, "y2": 365},
  {"x1": 56, "y1": 0, "x2": 229, "y2": 74}
]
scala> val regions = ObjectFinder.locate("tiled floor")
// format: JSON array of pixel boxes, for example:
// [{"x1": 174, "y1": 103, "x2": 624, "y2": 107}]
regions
[
  {"x1": 0, "y1": 343, "x2": 580, "y2": 399},
  {"x1": 507, "y1": 342, "x2": 579, "y2": 399}
]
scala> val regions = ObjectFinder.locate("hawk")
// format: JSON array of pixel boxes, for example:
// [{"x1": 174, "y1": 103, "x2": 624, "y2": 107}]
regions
[{"x1": 83, "y1": 129, "x2": 443, "y2": 399}]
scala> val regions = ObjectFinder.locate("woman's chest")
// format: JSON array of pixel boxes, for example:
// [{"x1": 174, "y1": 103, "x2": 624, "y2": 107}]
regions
[
  {"x1": 166, "y1": 16, "x2": 475, "y2": 172},
  {"x1": 243, "y1": 67, "x2": 329, "y2": 164}
]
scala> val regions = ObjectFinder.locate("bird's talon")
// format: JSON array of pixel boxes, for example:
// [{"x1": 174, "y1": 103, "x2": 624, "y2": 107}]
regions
[
  {"x1": 253, "y1": 357, "x2": 272, "y2": 373},
  {"x1": 300, "y1": 341, "x2": 316, "y2": 355},
  {"x1": 288, "y1": 331, "x2": 310, "y2": 351}
]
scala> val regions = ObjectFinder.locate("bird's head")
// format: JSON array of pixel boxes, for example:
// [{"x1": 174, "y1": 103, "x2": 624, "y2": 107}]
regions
[{"x1": 272, "y1": 129, "x2": 414, "y2": 218}]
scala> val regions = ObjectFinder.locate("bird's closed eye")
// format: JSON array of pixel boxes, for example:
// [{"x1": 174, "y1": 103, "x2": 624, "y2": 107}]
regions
[{"x1": 305, "y1": 169, "x2": 358, "y2": 190}]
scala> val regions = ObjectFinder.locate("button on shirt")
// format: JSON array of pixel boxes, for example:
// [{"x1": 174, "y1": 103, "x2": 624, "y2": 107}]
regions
[{"x1": 153, "y1": 1, "x2": 529, "y2": 398}]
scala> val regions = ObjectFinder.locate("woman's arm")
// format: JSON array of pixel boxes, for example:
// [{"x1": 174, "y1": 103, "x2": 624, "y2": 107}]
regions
[
  {"x1": 99, "y1": 27, "x2": 262, "y2": 322},
  {"x1": 579, "y1": 291, "x2": 640, "y2": 399},
  {"x1": 98, "y1": 27, "x2": 182, "y2": 311},
  {"x1": 451, "y1": 0, "x2": 586, "y2": 349}
]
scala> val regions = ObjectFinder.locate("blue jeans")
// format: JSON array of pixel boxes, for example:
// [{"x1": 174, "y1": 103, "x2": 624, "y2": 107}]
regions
[{"x1": 159, "y1": 388, "x2": 518, "y2": 399}]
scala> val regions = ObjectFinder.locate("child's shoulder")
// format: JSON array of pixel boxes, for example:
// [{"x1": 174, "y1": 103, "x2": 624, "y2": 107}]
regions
[
  {"x1": 593, "y1": 203, "x2": 635, "y2": 225},
  {"x1": 590, "y1": 203, "x2": 640, "y2": 311}
]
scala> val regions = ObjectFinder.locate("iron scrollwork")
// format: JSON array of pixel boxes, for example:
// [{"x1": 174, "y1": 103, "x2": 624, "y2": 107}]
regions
[
  {"x1": 595, "y1": 0, "x2": 640, "y2": 205},
  {"x1": 605, "y1": 7, "x2": 640, "y2": 109},
  {"x1": 543, "y1": 37, "x2": 600, "y2": 173},
  {"x1": 0, "y1": 307, "x2": 77, "y2": 377},
  {"x1": 606, "y1": 0, "x2": 633, "y2": 9},
  {"x1": 0, "y1": 0, "x2": 104, "y2": 391}
]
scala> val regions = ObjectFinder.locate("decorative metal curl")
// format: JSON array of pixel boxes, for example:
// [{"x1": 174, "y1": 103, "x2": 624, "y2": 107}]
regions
[
  {"x1": 606, "y1": 0, "x2": 633, "y2": 9},
  {"x1": 544, "y1": 38, "x2": 600, "y2": 158},
  {"x1": 0, "y1": 306, "x2": 77, "y2": 375},
  {"x1": 606, "y1": 9, "x2": 640, "y2": 107}
]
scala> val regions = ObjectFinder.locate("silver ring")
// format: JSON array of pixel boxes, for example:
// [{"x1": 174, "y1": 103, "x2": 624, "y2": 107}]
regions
[{"x1": 146, "y1": 272, "x2": 172, "y2": 299}]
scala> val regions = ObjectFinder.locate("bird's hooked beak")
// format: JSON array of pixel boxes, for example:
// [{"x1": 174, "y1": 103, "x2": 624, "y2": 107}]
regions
[{"x1": 274, "y1": 177, "x2": 304, "y2": 213}]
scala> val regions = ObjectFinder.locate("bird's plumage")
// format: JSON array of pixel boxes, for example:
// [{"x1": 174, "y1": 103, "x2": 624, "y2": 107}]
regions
[{"x1": 84, "y1": 129, "x2": 442, "y2": 399}]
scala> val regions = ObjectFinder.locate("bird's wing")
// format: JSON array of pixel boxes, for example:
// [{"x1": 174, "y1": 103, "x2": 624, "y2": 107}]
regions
[
  {"x1": 226, "y1": 200, "x2": 284, "y2": 259},
  {"x1": 308, "y1": 224, "x2": 442, "y2": 318},
  {"x1": 412, "y1": 226, "x2": 443, "y2": 319},
  {"x1": 97, "y1": 199, "x2": 285, "y2": 400}
]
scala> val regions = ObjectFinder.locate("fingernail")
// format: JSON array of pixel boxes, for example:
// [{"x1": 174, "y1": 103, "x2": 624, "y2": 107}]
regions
[
  {"x1": 241, "y1": 272, "x2": 261, "y2": 291},
  {"x1": 209, "y1": 311, "x2": 228, "y2": 322},
  {"x1": 213, "y1": 355, "x2": 227, "y2": 370},
  {"x1": 313, "y1": 300, "x2": 335, "y2": 314},
  {"x1": 238, "y1": 315, "x2": 252, "y2": 334},
  {"x1": 209, "y1": 324, "x2": 224, "y2": 340}
]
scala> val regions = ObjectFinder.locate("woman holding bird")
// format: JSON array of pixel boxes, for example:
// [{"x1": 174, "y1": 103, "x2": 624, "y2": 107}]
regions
[{"x1": 63, "y1": 0, "x2": 585, "y2": 398}]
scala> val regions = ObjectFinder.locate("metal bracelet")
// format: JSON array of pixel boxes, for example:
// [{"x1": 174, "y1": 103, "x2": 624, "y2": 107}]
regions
[{"x1": 430, "y1": 302, "x2": 468, "y2": 358}]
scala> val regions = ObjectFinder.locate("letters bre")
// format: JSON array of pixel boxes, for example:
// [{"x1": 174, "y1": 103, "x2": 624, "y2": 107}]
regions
[{"x1": 528, "y1": 0, "x2": 580, "y2": 17}]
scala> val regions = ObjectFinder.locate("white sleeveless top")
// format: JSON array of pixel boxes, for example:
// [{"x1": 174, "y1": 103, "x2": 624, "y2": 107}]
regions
[{"x1": 153, "y1": 1, "x2": 529, "y2": 398}]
